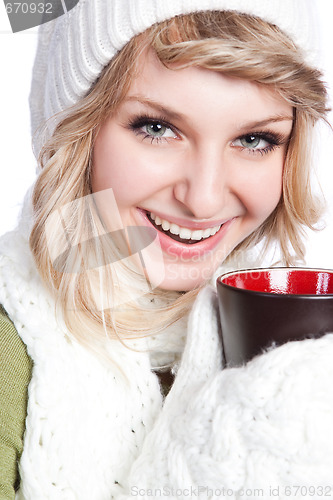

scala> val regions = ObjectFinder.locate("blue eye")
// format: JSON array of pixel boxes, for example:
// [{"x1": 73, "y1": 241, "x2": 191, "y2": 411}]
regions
[
  {"x1": 232, "y1": 131, "x2": 285, "y2": 155},
  {"x1": 234, "y1": 134, "x2": 269, "y2": 150},
  {"x1": 144, "y1": 122, "x2": 175, "y2": 138},
  {"x1": 239, "y1": 135, "x2": 262, "y2": 149},
  {"x1": 129, "y1": 115, "x2": 178, "y2": 143}
]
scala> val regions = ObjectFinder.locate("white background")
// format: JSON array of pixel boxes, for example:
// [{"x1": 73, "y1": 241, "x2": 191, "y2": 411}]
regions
[{"x1": 0, "y1": 2, "x2": 332, "y2": 267}]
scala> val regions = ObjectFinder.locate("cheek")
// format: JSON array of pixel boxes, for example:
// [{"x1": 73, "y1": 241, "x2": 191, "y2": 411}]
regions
[
  {"x1": 238, "y1": 157, "x2": 284, "y2": 218},
  {"x1": 91, "y1": 132, "x2": 161, "y2": 207}
]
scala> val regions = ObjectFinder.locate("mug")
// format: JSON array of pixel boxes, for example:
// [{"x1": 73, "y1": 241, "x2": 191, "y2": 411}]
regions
[{"x1": 216, "y1": 267, "x2": 333, "y2": 367}]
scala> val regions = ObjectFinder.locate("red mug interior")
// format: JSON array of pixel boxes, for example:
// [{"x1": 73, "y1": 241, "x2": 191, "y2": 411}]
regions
[{"x1": 220, "y1": 268, "x2": 333, "y2": 295}]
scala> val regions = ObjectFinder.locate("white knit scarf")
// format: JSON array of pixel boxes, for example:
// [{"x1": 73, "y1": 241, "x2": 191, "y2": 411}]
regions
[
  {"x1": 0, "y1": 225, "x2": 170, "y2": 498},
  {"x1": 1, "y1": 211, "x2": 333, "y2": 499}
]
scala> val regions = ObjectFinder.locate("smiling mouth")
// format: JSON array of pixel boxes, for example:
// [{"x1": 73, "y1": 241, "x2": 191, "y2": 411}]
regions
[{"x1": 146, "y1": 211, "x2": 222, "y2": 245}]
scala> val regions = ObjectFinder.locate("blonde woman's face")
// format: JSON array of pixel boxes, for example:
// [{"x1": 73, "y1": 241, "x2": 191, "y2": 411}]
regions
[{"x1": 91, "y1": 49, "x2": 293, "y2": 291}]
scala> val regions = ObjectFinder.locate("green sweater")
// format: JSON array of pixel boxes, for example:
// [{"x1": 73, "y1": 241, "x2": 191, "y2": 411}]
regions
[{"x1": 0, "y1": 306, "x2": 32, "y2": 499}]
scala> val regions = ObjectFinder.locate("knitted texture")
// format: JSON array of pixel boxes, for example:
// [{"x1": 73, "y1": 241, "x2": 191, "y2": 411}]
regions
[
  {"x1": 0, "y1": 307, "x2": 32, "y2": 500},
  {"x1": 0, "y1": 222, "x2": 162, "y2": 498},
  {"x1": 124, "y1": 291, "x2": 333, "y2": 499},
  {"x1": 29, "y1": 0, "x2": 319, "y2": 154},
  {"x1": 2, "y1": 222, "x2": 333, "y2": 498}
]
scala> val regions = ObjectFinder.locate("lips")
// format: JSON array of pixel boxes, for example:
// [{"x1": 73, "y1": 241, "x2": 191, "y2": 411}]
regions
[
  {"x1": 147, "y1": 212, "x2": 219, "y2": 244},
  {"x1": 136, "y1": 208, "x2": 236, "y2": 259}
]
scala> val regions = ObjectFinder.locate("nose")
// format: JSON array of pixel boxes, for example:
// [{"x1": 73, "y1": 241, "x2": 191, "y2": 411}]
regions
[{"x1": 173, "y1": 145, "x2": 229, "y2": 219}]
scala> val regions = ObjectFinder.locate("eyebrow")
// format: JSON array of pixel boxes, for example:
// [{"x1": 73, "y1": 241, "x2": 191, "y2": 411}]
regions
[
  {"x1": 123, "y1": 96, "x2": 185, "y2": 121},
  {"x1": 124, "y1": 95, "x2": 294, "y2": 129},
  {"x1": 238, "y1": 115, "x2": 294, "y2": 131}
]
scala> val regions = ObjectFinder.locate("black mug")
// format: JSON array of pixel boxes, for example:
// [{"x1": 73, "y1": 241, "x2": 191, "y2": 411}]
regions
[{"x1": 216, "y1": 268, "x2": 333, "y2": 367}]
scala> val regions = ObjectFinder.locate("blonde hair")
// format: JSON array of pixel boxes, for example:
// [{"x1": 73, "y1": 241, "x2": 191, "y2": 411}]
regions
[{"x1": 29, "y1": 11, "x2": 329, "y2": 354}]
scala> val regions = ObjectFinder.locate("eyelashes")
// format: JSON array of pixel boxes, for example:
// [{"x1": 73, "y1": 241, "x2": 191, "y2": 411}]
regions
[
  {"x1": 231, "y1": 131, "x2": 287, "y2": 156},
  {"x1": 126, "y1": 113, "x2": 289, "y2": 154},
  {"x1": 127, "y1": 114, "x2": 178, "y2": 144}
]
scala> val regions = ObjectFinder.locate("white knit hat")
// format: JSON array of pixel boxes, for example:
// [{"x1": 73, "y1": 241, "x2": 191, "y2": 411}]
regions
[{"x1": 29, "y1": 0, "x2": 320, "y2": 153}]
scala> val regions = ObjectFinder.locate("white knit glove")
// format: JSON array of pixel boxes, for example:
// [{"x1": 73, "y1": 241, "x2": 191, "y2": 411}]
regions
[{"x1": 125, "y1": 286, "x2": 333, "y2": 500}]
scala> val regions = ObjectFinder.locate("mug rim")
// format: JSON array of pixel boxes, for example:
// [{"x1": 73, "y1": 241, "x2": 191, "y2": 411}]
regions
[{"x1": 216, "y1": 267, "x2": 333, "y2": 298}]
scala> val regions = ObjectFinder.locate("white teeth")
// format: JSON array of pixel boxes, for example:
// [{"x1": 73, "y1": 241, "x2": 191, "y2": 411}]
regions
[
  {"x1": 202, "y1": 228, "x2": 212, "y2": 238},
  {"x1": 211, "y1": 226, "x2": 219, "y2": 236},
  {"x1": 149, "y1": 212, "x2": 222, "y2": 241},
  {"x1": 161, "y1": 220, "x2": 170, "y2": 231},
  {"x1": 179, "y1": 228, "x2": 192, "y2": 240},
  {"x1": 169, "y1": 223, "x2": 180, "y2": 235},
  {"x1": 191, "y1": 230, "x2": 204, "y2": 240}
]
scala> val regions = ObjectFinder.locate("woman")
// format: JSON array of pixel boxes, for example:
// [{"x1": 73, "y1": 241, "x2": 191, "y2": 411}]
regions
[{"x1": 0, "y1": 1, "x2": 331, "y2": 498}]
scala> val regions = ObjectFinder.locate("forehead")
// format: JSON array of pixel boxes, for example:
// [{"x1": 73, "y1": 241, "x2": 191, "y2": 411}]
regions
[{"x1": 125, "y1": 48, "x2": 293, "y2": 126}]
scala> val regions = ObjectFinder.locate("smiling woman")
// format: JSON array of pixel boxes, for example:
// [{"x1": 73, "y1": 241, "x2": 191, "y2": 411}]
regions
[
  {"x1": 91, "y1": 49, "x2": 293, "y2": 290},
  {"x1": 0, "y1": 1, "x2": 332, "y2": 498}
]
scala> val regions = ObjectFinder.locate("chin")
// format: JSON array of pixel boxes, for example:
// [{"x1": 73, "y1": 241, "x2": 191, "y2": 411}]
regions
[{"x1": 155, "y1": 275, "x2": 210, "y2": 292}]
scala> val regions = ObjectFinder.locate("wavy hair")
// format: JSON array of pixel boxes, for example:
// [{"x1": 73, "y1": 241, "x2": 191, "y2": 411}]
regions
[{"x1": 29, "y1": 11, "x2": 330, "y2": 355}]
